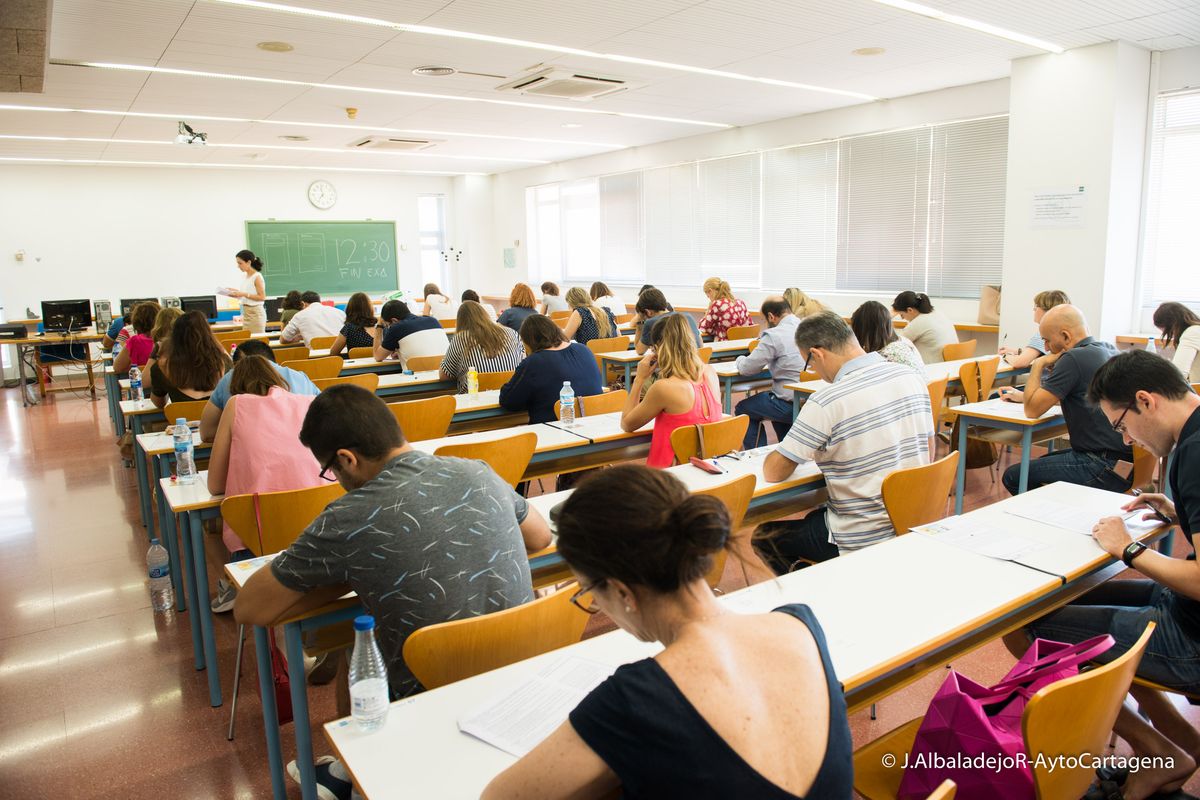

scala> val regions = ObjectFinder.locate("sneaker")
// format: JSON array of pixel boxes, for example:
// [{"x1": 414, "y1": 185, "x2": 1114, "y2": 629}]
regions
[
  {"x1": 287, "y1": 756, "x2": 353, "y2": 800},
  {"x1": 210, "y1": 578, "x2": 236, "y2": 614}
]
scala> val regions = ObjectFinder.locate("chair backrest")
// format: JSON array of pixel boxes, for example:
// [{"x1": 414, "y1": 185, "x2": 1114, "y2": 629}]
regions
[
  {"x1": 271, "y1": 345, "x2": 309, "y2": 363},
  {"x1": 747, "y1": 339, "x2": 759, "y2": 353},
  {"x1": 434, "y1": 431, "x2": 537, "y2": 487},
  {"x1": 313, "y1": 373, "x2": 380, "y2": 393},
  {"x1": 942, "y1": 339, "x2": 977, "y2": 362},
  {"x1": 402, "y1": 584, "x2": 590, "y2": 690},
  {"x1": 164, "y1": 399, "x2": 208, "y2": 424},
  {"x1": 347, "y1": 346, "x2": 374, "y2": 360},
  {"x1": 692, "y1": 474, "x2": 755, "y2": 589},
  {"x1": 221, "y1": 483, "x2": 347, "y2": 555},
  {"x1": 927, "y1": 375, "x2": 950, "y2": 431},
  {"x1": 476, "y1": 370, "x2": 514, "y2": 391},
  {"x1": 1130, "y1": 444, "x2": 1156, "y2": 493},
  {"x1": 726, "y1": 324, "x2": 760, "y2": 340},
  {"x1": 281, "y1": 355, "x2": 343, "y2": 380},
  {"x1": 614, "y1": 313, "x2": 634, "y2": 324},
  {"x1": 581, "y1": 389, "x2": 626, "y2": 417},
  {"x1": 549, "y1": 310, "x2": 572, "y2": 321},
  {"x1": 881, "y1": 451, "x2": 961, "y2": 534},
  {"x1": 405, "y1": 354, "x2": 444, "y2": 373},
  {"x1": 387, "y1": 395, "x2": 456, "y2": 442},
  {"x1": 975, "y1": 356, "x2": 999, "y2": 399},
  {"x1": 438, "y1": 318, "x2": 456, "y2": 329},
  {"x1": 927, "y1": 780, "x2": 957, "y2": 800},
  {"x1": 214, "y1": 329, "x2": 251, "y2": 344},
  {"x1": 587, "y1": 336, "x2": 628, "y2": 356},
  {"x1": 1023, "y1": 622, "x2": 1154, "y2": 800},
  {"x1": 697, "y1": 346, "x2": 713, "y2": 365},
  {"x1": 670, "y1": 415, "x2": 749, "y2": 464},
  {"x1": 309, "y1": 335, "x2": 336, "y2": 351}
]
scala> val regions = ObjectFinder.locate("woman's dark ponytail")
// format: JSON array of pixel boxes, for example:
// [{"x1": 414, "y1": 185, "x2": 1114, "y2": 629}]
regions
[{"x1": 236, "y1": 249, "x2": 264, "y2": 272}]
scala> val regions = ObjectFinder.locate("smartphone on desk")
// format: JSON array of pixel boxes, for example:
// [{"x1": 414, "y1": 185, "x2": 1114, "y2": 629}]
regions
[{"x1": 689, "y1": 456, "x2": 726, "y2": 475}]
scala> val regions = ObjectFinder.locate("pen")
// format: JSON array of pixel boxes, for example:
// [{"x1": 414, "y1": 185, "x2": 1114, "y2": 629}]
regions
[{"x1": 1132, "y1": 489, "x2": 1173, "y2": 524}]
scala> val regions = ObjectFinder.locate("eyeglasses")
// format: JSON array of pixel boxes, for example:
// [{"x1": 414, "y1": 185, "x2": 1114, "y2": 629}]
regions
[
  {"x1": 1110, "y1": 401, "x2": 1137, "y2": 435},
  {"x1": 318, "y1": 454, "x2": 339, "y2": 482},
  {"x1": 570, "y1": 579, "x2": 605, "y2": 615}
]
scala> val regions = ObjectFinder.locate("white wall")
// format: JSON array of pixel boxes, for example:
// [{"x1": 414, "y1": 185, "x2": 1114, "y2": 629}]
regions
[
  {"x1": 0, "y1": 165, "x2": 455, "y2": 319},
  {"x1": 481, "y1": 78, "x2": 1012, "y2": 320}
]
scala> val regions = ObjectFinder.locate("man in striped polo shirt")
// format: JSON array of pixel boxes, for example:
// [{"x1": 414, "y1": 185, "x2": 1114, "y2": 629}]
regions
[{"x1": 755, "y1": 312, "x2": 934, "y2": 573}]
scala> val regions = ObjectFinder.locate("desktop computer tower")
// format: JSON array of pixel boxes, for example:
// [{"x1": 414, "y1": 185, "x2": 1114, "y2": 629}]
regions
[
  {"x1": 161, "y1": 296, "x2": 181, "y2": 310},
  {"x1": 94, "y1": 300, "x2": 113, "y2": 330}
]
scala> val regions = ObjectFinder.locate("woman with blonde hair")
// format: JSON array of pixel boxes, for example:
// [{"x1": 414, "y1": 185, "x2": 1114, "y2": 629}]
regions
[
  {"x1": 622, "y1": 313, "x2": 721, "y2": 468},
  {"x1": 498, "y1": 283, "x2": 539, "y2": 334},
  {"x1": 440, "y1": 301, "x2": 526, "y2": 392},
  {"x1": 563, "y1": 286, "x2": 617, "y2": 345},
  {"x1": 999, "y1": 289, "x2": 1071, "y2": 368},
  {"x1": 698, "y1": 277, "x2": 751, "y2": 341},
  {"x1": 783, "y1": 288, "x2": 826, "y2": 320}
]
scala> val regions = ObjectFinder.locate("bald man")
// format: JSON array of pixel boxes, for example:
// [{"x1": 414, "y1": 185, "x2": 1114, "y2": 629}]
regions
[{"x1": 997, "y1": 304, "x2": 1132, "y2": 494}]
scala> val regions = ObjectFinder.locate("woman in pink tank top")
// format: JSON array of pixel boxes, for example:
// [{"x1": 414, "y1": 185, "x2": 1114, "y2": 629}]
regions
[
  {"x1": 206, "y1": 355, "x2": 323, "y2": 555},
  {"x1": 621, "y1": 313, "x2": 722, "y2": 468}
]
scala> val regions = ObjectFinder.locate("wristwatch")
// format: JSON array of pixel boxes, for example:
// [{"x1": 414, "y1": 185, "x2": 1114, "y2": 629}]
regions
[{"x1": 1122, "y1": 541, "x2": 1148, "y2": 568}]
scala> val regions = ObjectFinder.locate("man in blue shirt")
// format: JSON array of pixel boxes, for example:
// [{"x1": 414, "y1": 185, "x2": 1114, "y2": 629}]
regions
[
  {"x1": 199, "y1": 339, "x2": 318, "y2": 440},
  {"x1": 634, "y1": 288, "x2": 701, "y2": 355},
  {"x1": 733, "y1": 297, "x2": 804, "y2": 449},
  {"x1": 372, "y1": 299, "x2": 447, "y2": 365}
]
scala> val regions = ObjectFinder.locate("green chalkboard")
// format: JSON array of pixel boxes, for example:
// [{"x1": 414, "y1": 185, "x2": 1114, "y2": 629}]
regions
[{"x1": 245, "y1": 220, "x2": 398, "y2": 296}]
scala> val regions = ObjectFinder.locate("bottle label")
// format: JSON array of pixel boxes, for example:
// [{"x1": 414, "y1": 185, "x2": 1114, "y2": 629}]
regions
[
  {"x1": 149, "y1": 565, "x2": 169, "y2": 579},
  {"x1": 351, "y1": 678, "x2": 389, "y2": 717}
]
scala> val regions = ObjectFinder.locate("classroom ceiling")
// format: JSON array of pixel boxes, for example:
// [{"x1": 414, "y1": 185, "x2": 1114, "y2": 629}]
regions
[{"x1": 2, "y1": 0, "x2": 1200, "y2": 176}]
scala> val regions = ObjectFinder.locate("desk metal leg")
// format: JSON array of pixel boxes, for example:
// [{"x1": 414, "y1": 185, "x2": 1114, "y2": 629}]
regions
[
  {"x1": 17, "y1": 343, "x2": 37, "y2": 407},
  {"x1": 1018, "y1": 428, "x2": 1033, "y2": 494},
  {"x1": 188, "y1": 511, "x2": 222, "y2": 706},
  {"x1": 286, "y1": 623, "x2": 317, "y2": 800},
  {"x1": 174, "y1": 509, "x2": 204, "y2": 669},
  {"x1": 153, "y1": 458, "x2": 185, "y2": 612},
  {"x1": 792, "y1": 392, "x2": 801, "y2": 421},
  {"x1": 722, "y1": 377, "x2": 733, "y2": 414},
  {"x1": 104, "y1": 371, "x2": 119, "y2": 434},
  {"x1": 132, "y1": 416, "x2": 154, "y2": 534},
  {"x1": 954, "y1": 420, "x2": 968, "y2": 515},
  {"x1": 623, "y1": 362, "x2": 633, "y2": 387},
  {"x1": 255, "y1": 625, "x2": 288, "y2": 800}
]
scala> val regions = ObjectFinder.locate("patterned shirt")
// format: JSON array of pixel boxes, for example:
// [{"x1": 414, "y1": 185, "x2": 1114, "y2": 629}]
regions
[
  {"x1": 777, "y1": 353, "x2": 933, "y2": 551},
  {"x1": 698, "y1": 297, "x2": 752, "y2": 341},
  {"x1": 339, "y1": 321, "x2": 376, "y2": 351},
  {"x1": 271, "y1": 451, "x2": 534, "y2": 697},
  {"x1": 571, "y1": 307, "x2": 618, "y2": 346},
  {"x1": 878, "y1": 337, "x2": 927, "y2": 379},
  {"x1": 442, "y1": 326, "x2": 526, "y2": 392}
]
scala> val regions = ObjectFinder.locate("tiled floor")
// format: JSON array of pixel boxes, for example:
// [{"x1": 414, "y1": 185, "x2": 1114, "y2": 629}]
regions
[{"x1": 2, "y1": 386, "x2": 1199, "y2": 798}]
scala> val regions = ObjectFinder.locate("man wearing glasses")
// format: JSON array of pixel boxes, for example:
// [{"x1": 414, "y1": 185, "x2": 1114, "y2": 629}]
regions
[{"x1": 997, "y1": 304, "x2": 1132, "y2": 494}]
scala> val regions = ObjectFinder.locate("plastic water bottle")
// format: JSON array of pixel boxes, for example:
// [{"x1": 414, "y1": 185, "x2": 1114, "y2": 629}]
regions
[
  {"x1": 147, "y1": 539, "x2": 173, "y2": 612},
  {"x1": 173, "y1": 418, "x2": 196, "y2": 485},
  {"x1": 128, "y1": 366, "x2": 143, "y2": 404},
  {"x1": 559, "y1": 381, "x2": 576, "y2": 426},
  {"x1": 349, "y1": 615, "x2": 390, "y2": 732},
  {"x1": 467, "y1": 366, "x2": 479, "y2": 398}
]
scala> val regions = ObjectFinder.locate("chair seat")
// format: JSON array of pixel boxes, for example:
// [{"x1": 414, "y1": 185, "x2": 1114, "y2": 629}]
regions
[{"x1": 853, "y1": 717, "x2": 923, "y2": 800}]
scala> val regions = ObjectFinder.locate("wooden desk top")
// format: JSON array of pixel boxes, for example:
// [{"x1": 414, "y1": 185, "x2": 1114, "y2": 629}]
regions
[
  {"x1": 160, "y1": 472, "x2": 222, "y2": 513},
  {"x1": 948, "y1": 398, "x2": 1063, "y2": 426}
]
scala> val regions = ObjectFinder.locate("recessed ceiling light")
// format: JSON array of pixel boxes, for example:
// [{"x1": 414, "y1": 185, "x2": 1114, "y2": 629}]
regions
[
  {"x1": 412, "y1": 66, "x2": 456, "y2": 77},
  {"x1": 256, "y1": 41, "x2": 294, "y2": 52},
  {"x1": 561, "y1": 123, "x2": 583, "y2": 129},
  {"x1": 852, "y1": 47, "x2": 886, "y2": 56},
  {"x1": 204, "y1": 0, "x2": 879, "y2": 100},
  {"x1": 54, "y1": 61, "x2": 734, "y2": 128},
  {"x1": 0, "y1": 156, "x2": 485, "y2": 175},
  {"x1": 866, "y1": 0, "x2": 1064, "y2": 53},
  {"x1": 278, "y1": 134, "x2": 309, "y2": 141}
]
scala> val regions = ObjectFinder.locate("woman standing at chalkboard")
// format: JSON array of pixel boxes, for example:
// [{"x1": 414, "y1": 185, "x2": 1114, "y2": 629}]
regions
[{"x1": 230, "y1": 250, "x2": 267, "y2": 333}]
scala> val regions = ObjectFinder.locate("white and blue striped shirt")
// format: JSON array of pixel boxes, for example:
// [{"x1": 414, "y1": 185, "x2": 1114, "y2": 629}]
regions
[{"x1": 777, "y1": 352, "x2": 933, "y2": 551}]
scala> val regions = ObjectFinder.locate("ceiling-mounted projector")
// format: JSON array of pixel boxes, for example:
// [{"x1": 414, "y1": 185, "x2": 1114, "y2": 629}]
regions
[{"x1": 175, "y1": 120, "x2": 207, "y2": 145}]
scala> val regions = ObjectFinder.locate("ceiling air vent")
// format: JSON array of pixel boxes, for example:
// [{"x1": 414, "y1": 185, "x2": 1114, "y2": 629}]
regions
[
  {"x1": 495, "y1": 68, "x2": 629, "y2": 101},
  {"x1": 347, "y1": 136, "x2": 439, "y2": 151}
]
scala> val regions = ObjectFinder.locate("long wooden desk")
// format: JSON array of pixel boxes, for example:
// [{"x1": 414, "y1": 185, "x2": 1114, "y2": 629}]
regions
[{"x1": 599, "y1": 338, "x2": 754, "y2": 385}]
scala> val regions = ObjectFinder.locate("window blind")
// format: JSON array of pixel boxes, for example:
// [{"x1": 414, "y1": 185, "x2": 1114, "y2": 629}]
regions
[
  {"x1": 761, "y1": 142, "x2": 839, "y2": 292},
  {"x1": 697, "y1": 153, "x2": 761, "y2": 288}
]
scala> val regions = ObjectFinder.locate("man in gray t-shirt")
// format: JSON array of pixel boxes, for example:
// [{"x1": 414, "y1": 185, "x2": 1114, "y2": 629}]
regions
[{"x1": 235, "y1": 385, "x2": 552, "y2": 699}]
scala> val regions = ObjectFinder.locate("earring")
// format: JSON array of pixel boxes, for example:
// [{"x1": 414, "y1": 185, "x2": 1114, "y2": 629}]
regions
[{"x1": 624, "y1": 605, "x2": 632, "y2": 613}]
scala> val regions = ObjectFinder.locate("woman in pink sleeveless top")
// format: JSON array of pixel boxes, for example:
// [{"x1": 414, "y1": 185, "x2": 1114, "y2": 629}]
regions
[
  {"x1": 621, "y1": 313, "x2": 721, "y2": 468},
  {"x1": 207, "y1": 355, "x2": 323, "y2": 555}
]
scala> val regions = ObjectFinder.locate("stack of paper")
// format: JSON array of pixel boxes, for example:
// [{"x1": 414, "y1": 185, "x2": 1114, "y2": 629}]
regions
[{"x1": 916, "y1": 516, "x2": 1050, "y2": 560}]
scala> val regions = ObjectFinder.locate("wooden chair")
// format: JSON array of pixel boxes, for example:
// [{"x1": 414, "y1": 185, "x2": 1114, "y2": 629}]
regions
[
  {"x1": 271, "y1": 346, "x2": 309, "y2": 363},
  {"x1": 308, "y1": 335, "x2": 336, "y2": 351},
  {"x1": 692, "y1": 474, "x2": 755, "y2": 590},
  {"x1": 927, "y1": 376, "x2": 949, "y2": 434},
  {"x1": 163, "y1": 399, "x2": 208, "y2": 424},
  {"x1": 387, "y1": 395, "x2": 456, "y2": 442},
  {"x1": 852, "y1": 622, "x2": 1154, "y2": 800},
  {"x1": 434, "y1": 431, "x2": 537, "y2": 487},
  {"x1": 697, "y1": 346, "x2": 713, "y2": 365},
  {"x1": 615, "y1": 313, "x2": 634, "y2": 324},
  {"x1": 941, "y1": 340, "x2": 977, "y2": 362},
  {"x1": 581, "y1": 389, "x2": 626, "y2": 417},
  {"x1": 959, "y1": 357, "x2": 1000, "y2": 403},
  {"x1": 881, "y1": 451, "x2": 960, "y2": 535},
  {"x1": 281, "y1": 355, "x2": 343, "y2": 381},
  {"x1": 405, "y1": 354, "x2": 444, "y2": 373},
  {"x1": 588, "y1": 336, "x2": 629, "y2": 382},
  {"x1": 214, "y1": 329, "x2": 251, "y2": 344},
  {"x1": 670, "y1": 416, "x2": 749, "y2": 465},
  {"x1": 438, "y1": 318, "x2": 456, "y2": 329},
  {"x1": 726, "y1": 324, "x2": 760, "y2": 340},
  {"x1": 1129, "y1": 444, "x2": 1156, "y2": 493},
  {"x1": 402, "y1": 584, "x2": 590, "y2": 690},
  {"x1": 747, "y1": 339, "x2": 759, "y2": 353},
  {"x1": 549, "y1": 310, "x2": 571, "y2": 321},
  {"x1": 347, "y1": 346, "x2": 374, "y2": 359},
  {"x1": 313, "y1": 373, "x2": 380, "y2": 393},
  {"x1": 476, "y1": 370, "x2": 514, "y2": 391}
]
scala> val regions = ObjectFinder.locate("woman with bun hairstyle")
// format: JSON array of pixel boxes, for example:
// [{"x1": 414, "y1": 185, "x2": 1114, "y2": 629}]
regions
[
  {"x1": 482, "y1": 464, "x2": 853, "y2": 800},
  {"x1": 228, "y1": 249, "x2": 267, "y2": 333},
  {"x1": 698, "y1": 277, "x2": 751, "y2": 341},
  {"x1": 892, "y1": 290, "x2": 957, "y2": 364}
]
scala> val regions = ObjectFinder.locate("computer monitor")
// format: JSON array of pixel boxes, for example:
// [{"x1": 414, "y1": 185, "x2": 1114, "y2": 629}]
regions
[
  {"x1": 180, "y1": 295, "x2": 218, "y2": 321},
  {"x1": 41, "y1": 299, "x2": 93, "y2": 333},
  {"x1": 264, "y1": 297, "x2": 283, "y2": 323},
  {"x1": 120, "y1": 297, "x2": 157, "y2": 319}
]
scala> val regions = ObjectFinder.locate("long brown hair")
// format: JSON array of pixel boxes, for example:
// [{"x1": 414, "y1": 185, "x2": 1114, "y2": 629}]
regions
[
  {"x1": 160, "y1": 311, "x2": 231, "y2": 392},
  {"x1": 423, "y1": 283, "x2": 448, "y2": 302},
  {"x1": 850, "y1": 301, "x2": 899, "y2": 354},
  {"x1": 589, "y1": 281, "x2": 612, "y2": 300},
  {"x1": 519, "y1": 314, "x2": 567, "y2": 352},
  {"x1": 565, "y1": 286, "x2": 614, "y2": 338},
  {"x1": 654, "y1": 313, "x2": 702, "y2": 382},
  {"x1": 344, "y1": 292, "x2": 376, "y2": 327},
  {"x1": 229, "y1": 354, "x2": 287, "y2": 396},
  {"x1": 1153, "y1": 302, "x2": 1200, "y2": 350},
  {"x1": 456, "y1": 301, "x2": 510, "y2": 358}
]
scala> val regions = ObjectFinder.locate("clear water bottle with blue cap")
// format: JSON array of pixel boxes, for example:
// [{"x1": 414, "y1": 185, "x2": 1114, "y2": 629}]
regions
[
  {"x1": 147, "y1": 538, "x2": 173, "y2": 612},
  {"x1": 128, "y1": 366, "x2": 143, "y2": 404},
  {"x1": 173, "y1": 418, "x2": 196, "y2": 485},
  {"x1": 559, "y1": 381, "x2": 576, "y2": 426},
  {"x1": 349, "y1": 615, "x2": 390, "y2": 732}
]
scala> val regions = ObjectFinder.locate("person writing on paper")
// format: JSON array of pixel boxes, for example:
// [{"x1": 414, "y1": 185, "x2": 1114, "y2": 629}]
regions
[
  {"x1": 499, "y1": 315, "x2": 603, "y2": 424},
  {"x1": 482, "y1": 465, "x2": 853, "y2": 800},
  {"x1": 733, "y1": 297, "x2": 805, "y2": 449},
  {"x1": 236, "y1": 385, "x2": 550, "y2": 799},
  {"x1": 372, "y1": 299, "x2": 447, "y2": 367},
  {"x1": 755, "y1": 312, "x2": 933, "y2": 571},
  {"x1": 996, "y1": 304, "x2": 1131, "y2": 495},
  {"x1": 279, "y1": 291, "x2": 345, "y2": 347},
  {"x1": 634, "y1": 288, "x2": 701, "y2": 356},
  {"x1": 198, "y1": 339, "x2": 318, "y2": 442},
  {"x1": 1154, "y1": 301, "x2": 1200, "y2": 383},
  {"x1": 998, "y1": 289, "x2": 1070, "y2": 369},
  {"x1": 1005, "y1": 349, "x2": 1200, "y2": 800},
  {"x1": 892, "y1": 291, "x2": 957, "y2": 364},
  {"x1": 227, "y1": 249, "x2": 267, "y2": 333}
]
